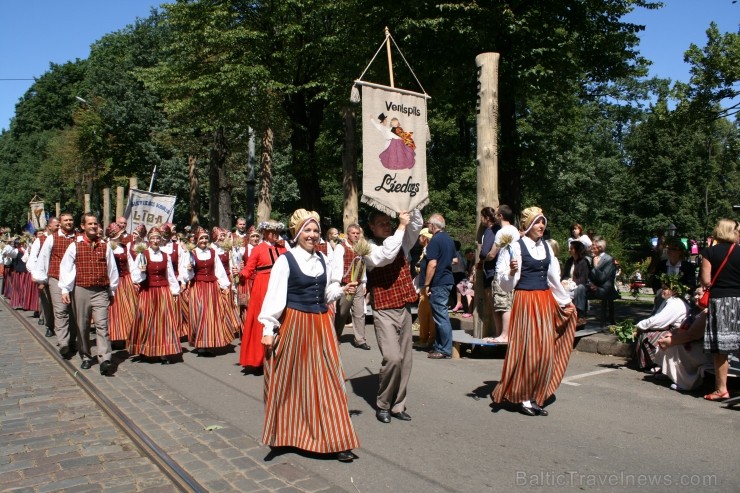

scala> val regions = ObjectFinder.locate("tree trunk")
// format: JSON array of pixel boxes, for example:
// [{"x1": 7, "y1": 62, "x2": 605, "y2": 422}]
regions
[
  {"x1": 341, "y1": 106, "x2": 358, "y2": 231},
  {"x1": 256, "y1": 127, "x2": 273, "y2": 223},
  {"x1": 285, "y1": 93, "x2": 325, "y2": 212},
  {"x1": 188, "y1": 154, "x2": 200, "y2": 230},
  {"x1": 208, "y1": 126, "x2": 228, "y2": 228}
]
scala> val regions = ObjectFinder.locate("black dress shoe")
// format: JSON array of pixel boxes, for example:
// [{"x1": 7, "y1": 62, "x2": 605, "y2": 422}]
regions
[
  {"x1": 80, "y1": 359, "x2": 94, "y2": 370},
  {"x1": 376, "y1": 409, "x2": 391, "y2": 423},
  {"x1": 100, "y1": 360, "x2": 113, "y2": 376},
  {"x1": 353, "y1": 342, "x2": 371, "y2": 350},
  {"x1": 391, "y1": 411, "x2": 412, "y2": 421},
  {"x1": 530, "y1": 402, "x2": 549, "y2": 416},
  {"x1": 336, "y1": 451, "x2": 355, "y2": 462},
  {"x1": 427, "y1": 351, "x2": 449, "y2": 359},
  {"x1": 519, "y1": 404, "x2": 537, "y2": 416},
  {"x1": 45, "y1": 328, "x2": 54, "y2": 337},
  {"x1": 38, "y1": 318, "x2": 45, "y2": 325}
]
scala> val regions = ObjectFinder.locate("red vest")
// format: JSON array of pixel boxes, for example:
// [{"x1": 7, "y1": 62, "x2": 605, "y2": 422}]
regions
[
  {"x1": 315, "y1": 242, "x2": 328, "y2": 255},
  {"x1": 217, "y1": 250, "x2": 229, "y2": 270},
  {"x1": 143, "y1": 250, "x2": 170, "y2": 288},
  {"x1": 75, "y1": 237, "x2": 109, "y2": 288},
  {"x1": 367, "y1": 251, "x2": 417, "y2": 310},
  {"x1": 169, "y1": 241, "x2": 180, "y2": 275},
  {"x1": 341, "y1": 241, "x2": 358, "y2": 284},
  {"x1": 39, "y1": 234, "x2": 49, "y2": 247},
  {"x1": 49, "y1": 233, "x2": 76, "y2": 279},
  {"x1": 194, "y1": 250, "x2": 217, "y2": 282}
]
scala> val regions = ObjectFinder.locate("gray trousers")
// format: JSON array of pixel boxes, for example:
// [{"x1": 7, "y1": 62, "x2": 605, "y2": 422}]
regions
[
  {"x1": 334, "y1": 284, "x2": 367, "y2": 344},
  {"x1": 38, "y1": 284, "x2": 55, "y2": 330},
  {"x1": 49, "y1": 277, "x2": 78, "y2": 348},
  {"x1": 373, "y1": 305, "x2": 413, "y2": 413},
  {"x1": 71, "y1": 286, "x2": 112, "y2": 362}
]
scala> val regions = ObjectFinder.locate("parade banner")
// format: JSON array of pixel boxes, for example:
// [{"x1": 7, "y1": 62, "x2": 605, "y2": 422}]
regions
[
  {"x1": 123, "y1": 189, "x2": 176, "y2": 233},
  {"x1": 29, "y1": 196, "x2": 46, "y2": 231},
  {"x1": 360, "y1": 83, "x2": 429, "y2": 216}
]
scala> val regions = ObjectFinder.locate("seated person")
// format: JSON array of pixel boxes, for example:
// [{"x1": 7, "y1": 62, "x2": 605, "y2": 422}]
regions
[
  {"x1": 572, "y1": 237, "x2": 618, "y2": 324},
  {"x1": 654, "y1": 286, "x2": 713, "y2": 390},
  {"x1": 649, "y1": 240, "x2": 696, "y2": 314},
  {"x1": 634, "y1": 274, "x2": 690, "y2": 370},
  {"x1": 561, "y1": 240, "x2": 590, "y2": 296}
]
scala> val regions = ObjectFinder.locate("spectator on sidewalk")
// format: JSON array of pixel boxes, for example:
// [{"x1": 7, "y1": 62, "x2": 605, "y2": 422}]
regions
[
  {"x1": 484, "y1": 205, "x2": 520, "y2": 343},
  {"x1": 572, "y1": 237, "x2": 619, "y2": 325},
  {"x1": 425, "y1": 213, "x2": 456, "y2": 360}
]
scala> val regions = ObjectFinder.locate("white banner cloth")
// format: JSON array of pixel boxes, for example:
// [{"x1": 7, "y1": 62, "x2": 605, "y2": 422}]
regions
[{"x1": 123, "y1": 189, "x2": 176, "y2": 233}]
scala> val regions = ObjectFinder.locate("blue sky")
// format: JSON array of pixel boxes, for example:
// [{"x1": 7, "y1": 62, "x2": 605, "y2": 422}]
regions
[{"x1": 0, "y1": 1, "x2": 738, "y2": 132}]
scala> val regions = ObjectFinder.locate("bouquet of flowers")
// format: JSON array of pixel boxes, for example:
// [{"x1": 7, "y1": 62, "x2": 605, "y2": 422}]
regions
[
  {"x1": 495, "y1": 234, "x2": 514, "y2": 257},
  {"x1": 345, "y1": 238, "x2": 371, "y2": 301},
  {"x1": 133, "y1": 243, "x2": 148, "y2": 269}
]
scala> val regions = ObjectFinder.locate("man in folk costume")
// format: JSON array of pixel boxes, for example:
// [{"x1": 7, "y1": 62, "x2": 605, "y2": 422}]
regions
[
  {"x1": 58, "y1": 213, "x2": 119, "y2": 375},
  {"x1": 331, "y1": 223, "x2": 370, "y2": 350},
  {"x1": 116, "y1": 216, "x2": 132, "y2": 245},
  {"x1": 365, "y1": 209, "x2": 423, "y2": 423},
  {"x1": 27, "y1": 217, "x2": 59, "y2": 337},
  {"x1": 32, "y1": 212, "x2": 80, "y2": 356}
]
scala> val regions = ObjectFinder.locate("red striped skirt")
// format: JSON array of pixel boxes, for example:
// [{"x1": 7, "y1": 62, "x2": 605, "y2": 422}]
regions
[
  {"x1": 219, "y1": 286, "x2": 242, "y2": 336},
  {"x1": 109, "y1": 273, "x2": 137, "y2": 341},
  {"x1": 128, "y1": 285, "x2": 182, "y2": 357},
  {"x1": 11, "y1": 271, "x2": 36, "y2": 311},
  {"x1": 262, "y1": 308, "x2": 360, "y2": 453},
  {"x1": 188, "y1": 280, "x2": 236, "y2": 349},
  {"x1": 178, "y1": 283, "x2": 191, "y2": 339},
  {"x1": 492, "y1": 289, "x2": 576, "y2": 406}
]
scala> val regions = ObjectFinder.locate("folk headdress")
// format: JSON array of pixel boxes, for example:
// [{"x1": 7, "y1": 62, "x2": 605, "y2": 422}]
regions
[
  {"x1": 105, "y1": 223, "x2": 123, "y2": 239},
  {"x1": 148, "y1": 226, "x2": 162, "y2": 239},
  {"x1": 134, "y1": 224, "x2": 147, "y2": 238},
  {"x1": 257, "y1": 219, "x2": 285, "y2": 234},
  {"x1": 289, "y1": 209, "x2": 320, "y2": 242},
  {"x1": 520, "y1": 206, "x2": 547, "y2": 235},
  {"x1": 659, "y1": 273, "x2": 689, "y2": 296}
]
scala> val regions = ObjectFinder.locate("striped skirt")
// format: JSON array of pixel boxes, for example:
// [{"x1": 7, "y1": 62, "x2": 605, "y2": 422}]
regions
[
  {"x1": 109, "y1": 273, "x2": 137, "y2": 342},
  {"x1": 635, "y1": 330, "x2": 668, "y2": 369},
  {"x1": 128, "y1": 285, "x2": 182, "y2": 357},
  {"x1": 262, "y1": 308, "x2": 360, "y2": 453},
  {"x1": 3, "y1": 268, "x2": 14, "y2": 298},
  {"x1": 188, "y1": 280, "x2": 236, "y2": 349},
  {"x1": 11, "y1": 271, "x2": 37, "y2": 311},
  {"x1": 492, "y1": 289, "x2": 576, "y2": 406},
  {"x1": 219, "y1": 285, "x2": 242, "y2": 336},
  {"x1": 178, "y1": 283, "x2": 191, "y2": 339}
]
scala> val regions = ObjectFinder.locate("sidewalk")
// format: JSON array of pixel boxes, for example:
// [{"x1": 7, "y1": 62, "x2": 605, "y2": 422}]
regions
[{"x1": 0, "y1": 300, "x2": 345, "y2": 493}]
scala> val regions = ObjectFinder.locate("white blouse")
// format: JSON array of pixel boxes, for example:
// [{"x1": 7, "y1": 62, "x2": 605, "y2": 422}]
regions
[
  {"x1": 179, "y1": 247, "x2": 230, "y2": 289},
  {"x1": 636, "y1": 297, "x2": 688, "y2": 331},
  {"x1": 130, "y1": 248, "x2": 180, "y2": 296},
  {"x1": 258, "y1": 246, "x2": 344, "y2": 337},
  {"x1": 496, "y1": 236, "x2": 571, "y2": 307}
]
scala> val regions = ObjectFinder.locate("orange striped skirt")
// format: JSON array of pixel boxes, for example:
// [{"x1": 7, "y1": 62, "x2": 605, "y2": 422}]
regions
[
  {"x1": 219, "y1": 286, "x2": 242, "y2": 336},
  {"x1": 128, "y1": 285, "x2": 182, "y2": 357},
  {"x1": 262, "y1": 308, "x2": 360, "y2": 453},
  {"x1": 178, "y1": 283, "x2": 191, "y2": 339},
  {"x1": 109, "y1": 273, "x2": 137, "y2": 341},
  {"x1": 188, "y1": 280, "x2": 236, "y2": 349},
  {"x1": 492, "y1": 289, "x2": 576, "y2": 406}
]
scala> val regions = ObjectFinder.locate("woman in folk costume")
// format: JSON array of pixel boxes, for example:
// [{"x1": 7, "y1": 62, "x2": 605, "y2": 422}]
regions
[
  {"x1": 492, "y1": 207, "x2": 577, "y2": 416},
  {"x1": 160, "y1": 223, "x2": 188, "y2": 339},
  {"x1": 180, "y1": 228, "x2": 235, "y2": 354},
  {"x1": 260, "y1": 209, "x2": 360, "y2": 462},
  {"x1": 129, "y1": 227, "x2": 182, "y2": 364},
  {"x1": 210, "y1": 227, "x2": 242, "y2": 337},
  {"x1": 238, "y1": 220, "x2": 287, "y2": 370},
  {"x1": 12, "y1": 237, "x2": 38, "y2": 311},
  {"x1": 106, "y1": 223, "x2": 137, "y2": 343}
]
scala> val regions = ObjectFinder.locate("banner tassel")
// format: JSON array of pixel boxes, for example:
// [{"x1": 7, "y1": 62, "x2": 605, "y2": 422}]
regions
[{"x1": 350, "y1": 85, "x2": 361, "y2": 103}]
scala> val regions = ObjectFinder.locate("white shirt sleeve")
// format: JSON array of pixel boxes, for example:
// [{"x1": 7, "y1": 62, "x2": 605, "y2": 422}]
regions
[
  {"x1": 213, "y1": 251, "x2": 231, "y2": 290},
  {"x1": 25, "y1": 238, "x2": 41, "y2": 272},
  {"x1": 130, "y1": 253, "x2": 146, "y2": 284},
  {"x1": 331, "y1": 243, "x2": 346, "y2": 283},
  {"x1": 32, "y1": 235, "x2": 54, "y2": 283},
  {"x1": 366, "y1": 230, "x2": 404, "y2": 268},
  {"x1": 106, "y1": 244, "x2": 119, "y2": 295},
  {"x1": 637, "y1": 297, "x2": 688, "y2": 330},
  {"x1": 58, "y1": 243, "x2": 77, "y2": 294},
  {"x1": 166, "y1": 256, "x2": 180, "y2": 296},
  {"x1": 402, "y1": 209, "x2": 424, "y2": 255},
  {"x1": 258, "y1": 254, "x2": 290, "y2": 336}
]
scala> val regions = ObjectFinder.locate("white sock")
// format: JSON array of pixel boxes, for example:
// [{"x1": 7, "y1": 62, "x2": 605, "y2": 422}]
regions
[{"x1": 522, "y1": 400, "x2": 532, "y2": 408}]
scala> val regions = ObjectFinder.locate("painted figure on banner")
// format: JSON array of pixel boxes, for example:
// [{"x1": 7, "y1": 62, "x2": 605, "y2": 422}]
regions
[{"x1": 370, "y1": 113, "x2": 415, "y2": 170}]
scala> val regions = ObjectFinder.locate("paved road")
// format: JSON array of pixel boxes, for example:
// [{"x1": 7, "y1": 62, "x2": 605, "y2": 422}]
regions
[{"x1": 3, "y1": 300, "x2": 738, "y2": 492}]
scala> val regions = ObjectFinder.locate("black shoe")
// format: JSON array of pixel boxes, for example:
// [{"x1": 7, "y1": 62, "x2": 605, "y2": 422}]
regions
[
  {"x1": 427, "y1": 351, "x2": 449, "y2": 359},
  {"x1": 38, "y1": 318, "x2": 45, "y2": 326},
  {"x1": 376, "y1": 409, "x2": 391, "y2": 424},
  {"x1": 59, "y1": 345, "x2": 69, "y2": 356},
  {"x1": 519, "y1": 404, "x2": 537, "y2": 416},
  {"x1": 391, "y1": 411, "x2": 412, "y2": 421},
  {"x1": 530, "y1": 402, "x2": 548, "y2": 416},
  {"x1": 45, "y1": 328, "x2": 54, "y2": 338},
  {"x1": 160, "y1": 357, "x2": 171, "y2": 365},
  {"x1": 336, "y1": 451, "x2": 355, "y2": 463},
  {"x1": 353, "y1": 342, "x2": 371, "y2": 350},
  {"x1": 32, "y1": 311, "x2": 40, "y2": 318},
  {"x1": 80, "y1": 359, "x2": 94, "y2": 370},
  {"x1": 100, "y1": 360, "x2": 113, "y2": 376}
]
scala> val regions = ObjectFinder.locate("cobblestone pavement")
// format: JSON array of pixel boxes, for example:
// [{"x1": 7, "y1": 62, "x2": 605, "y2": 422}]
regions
[
  {"x1": 0, "y1": 305, "x2": 177, "y2": 493},
  {"x1": 0, "y1": 299, "x2": 345, "y2": 493}
]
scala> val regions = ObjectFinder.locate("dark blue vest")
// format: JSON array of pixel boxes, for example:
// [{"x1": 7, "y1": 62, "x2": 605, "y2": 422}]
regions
[
  {"x1": 516, "y1": 238, "x2": 550, "y2": 291},
  {"x1": 284, "y1": 251, "x2": 328, "y2": 314}
]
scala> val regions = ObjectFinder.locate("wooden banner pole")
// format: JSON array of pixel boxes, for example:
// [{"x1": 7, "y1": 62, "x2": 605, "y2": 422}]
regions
[{"x1": 385, "y1": 27, "x2": 394, "y2": 88}]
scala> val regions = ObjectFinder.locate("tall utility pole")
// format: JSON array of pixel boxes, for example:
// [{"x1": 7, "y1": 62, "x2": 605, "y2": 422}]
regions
[{"x1": 473, "y1": 52, "x2": 500, "y2": 339}]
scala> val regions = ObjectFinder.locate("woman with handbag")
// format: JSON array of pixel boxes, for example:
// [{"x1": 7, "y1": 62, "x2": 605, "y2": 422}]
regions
[{"x1": 700, "y1": 219, "x2": 740, "y2": 401}]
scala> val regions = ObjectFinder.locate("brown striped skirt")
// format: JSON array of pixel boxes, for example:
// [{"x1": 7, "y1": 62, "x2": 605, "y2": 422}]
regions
[
  {"x1": 262, "y1": 308, "x2": 360, "y2": 453},
  {"x1": 492, "y1": 289, "x2": 576, "y2": 406},
  {"x1": 128, "y1": 285, "x2": 182, "y2": 357},
  {"x1": 109, "y1": 273, "x2": 137, "y2": 342},
  {"x1": 188, "y1": 280, "x2": 236, "y2": 349}
]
